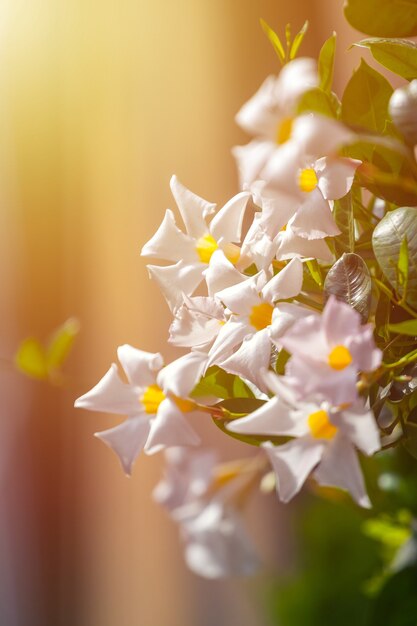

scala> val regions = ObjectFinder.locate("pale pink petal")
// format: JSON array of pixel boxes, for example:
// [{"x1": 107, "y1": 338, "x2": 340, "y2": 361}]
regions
[
  {"x1": 270, "y1": 302, "x2": 315, "y2": 346},
  {"x1": 314, "y1": 435, "x2": 371, "y2": 508},
  {"x1": 219, "y1": 328, "x2": 271, "y2": 392},
  {"x1": 290, "y1": 189, "x2": 341, "y2": 240},
  {"x1": 347, "y1": 326, "x2": 382, "y2": 372},
  {"x1": 315, "y1": 157, "x2": 361, "y2": 200},
  {"x1": 94, "y1": 416, "x2": 150, "y2": 475},
  {"x1": 291, "y1": 114, "x2": 354, "y2": 156},
  {"x1": 280, "y1": 315, "x2": 328, "y2": 358},
  {"x1": 74, "y1": 364, "x2": 141, "y2": 416},
  {"x1": 239, "y1": 213, "x2": 278, "y2": 271},
  {"x1": 235, "y1": 75, "x2": 282, "y2": 138},
  {"x1": 169, "y1": 296, "x2": 225, "y2": 348},
  {"x1": 210, "y1": 191, "x2": 251, "y2": 244},
  {"x1": 322, "y1": 296, "x2": 360, "y2": 346},
  {"x1": 170, "y1": 175, "x2": 216, "y2": 238},
  {"x1": 263, "y1": 438, "x2": 325, "y2": 502},
  {"x1": 145, "y1": 398, "x2": 200, "y2": 454},
  {"x1": 147, "y1": 261, "x2": 204, "y2": 312},
  {"x1": 140, "y1": 209, "x2": 197, "y2": 262},
  {"x1": 205, "y1": 249, "x2": 246, "y2": 297},
  {"x1": 206, "y1": 320, "x2": 250, "y2": 367},
  {"x1": 216, "y1": 274, "x2": 263, "y2": 316},
  {"x1": 286, "y1": 356, "x2": 359, "y2": 405},
  {"x1": 117, "y1": 345, "x2": 163, "y2": 387},
  {"x1": 262, "y1": 257, "x2": 303, "y2": 302},
  {"x1": 339, "y1": 405, "x2": 381, "y2": 456},
  {"x1": 228, "y1": 395, "x2": 309, "y2": 437},
  {"x1": 277, "y1": 58, "x2": 318, "y2": 110},
  {"x1": 157, "y1": 351, "x2": 208, "y2": 398},
  {"x1": 261, "y1": 142, "x2": 304, "y2": 197}
]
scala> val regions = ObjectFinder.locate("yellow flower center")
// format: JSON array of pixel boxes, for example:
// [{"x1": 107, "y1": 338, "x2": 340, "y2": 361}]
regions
[
  {"x1": 298, "y1": 168, "x2": 318, "y2": 193},
  {"x1": 222, "y1": 242, "x2": 241, "y2": 265},
  {"x1": 140, "y1": 384, "x2": 195, "y2": 414},
  {"x1": 249, "y1": 302, "x2": 274, "y2": 331},
  {"x1": 328, "y1": 345, "x2": 353, "y2": 371},
  {"x1": 276, "y1": 116, "x2": 294, "y2": 145},
  {"x1": 140, "y1": 384, "x2": 165, "y2": 414},
  {"x1": 308, "y1": 409, "x2": 338, "y2": 440},
  {"x1": 196, "y1": 233, "x2": 218, "y2": 264}
]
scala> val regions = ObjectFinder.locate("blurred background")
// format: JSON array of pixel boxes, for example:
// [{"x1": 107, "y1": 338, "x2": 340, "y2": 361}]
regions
[{"x1": 0, "y1": 1, "x2": 366, "y2": 624}]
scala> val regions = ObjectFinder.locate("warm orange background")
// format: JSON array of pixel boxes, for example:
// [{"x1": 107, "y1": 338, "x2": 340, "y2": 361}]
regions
[{"x1": 1, "y1": 2, "x2": 364, "y2": 624}]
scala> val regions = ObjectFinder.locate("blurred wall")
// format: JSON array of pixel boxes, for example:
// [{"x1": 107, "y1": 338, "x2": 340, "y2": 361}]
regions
[{"x1": 0, "y1": 1, "x2": 362, "y2": 625}]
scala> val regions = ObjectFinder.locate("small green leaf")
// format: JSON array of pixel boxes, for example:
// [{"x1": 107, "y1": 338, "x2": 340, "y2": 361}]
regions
[
  {"x1": 191, "y1": 366, "x2": 253, "y2": 400},
  {"x1": 319, "y1": 32, "x2": 336, "y2": 92},
  {"x1": 373, "y1": 207, "x2": 417, "y2": 307},
  {"x1": 297, "y1": 87, "x2": 340, "y2": 118},
  {"x1": 355, "y1": 38, "x2": 417, "y2": 81},
  {"x1": 15, "y1": 338, "x2": 48, "y2": 380},
  {"x1": 398, "y1": 237, "x2": 409, "y2": 300},
  {"x1": 388, "y1": 319, "x2": 417, "y2": 336},
  {"x1": 344, "y1": 0, "x2": 417, "y2": 38},
  {"x1": 342, "y1": 59, "x2": 393, "y2": 133},
  {"x1": 290, "y1": 20, "x2": 309, "y2": 60},
  {"x1": 306, "y1": 259, "x2": 323, "y2": 287},
  {"x1": 275, "y1": 349, "x2": 290, "y2": 375},
  {"x1": 46, "y1": 317, "x2": 80, "y2": 372},
  {"x1": 333, "y1": 192, "x2": 355, "y2": 255},
  {"x1": 260, "y1": 18, "x2": 285, "y2": 64},
  {"x1": 219, "y1": 397, "x2": 266, "y2": 416}
]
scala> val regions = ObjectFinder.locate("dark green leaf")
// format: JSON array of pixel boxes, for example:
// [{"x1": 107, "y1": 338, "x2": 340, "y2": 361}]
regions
[
  {"x1": 324, "y1": 253, "x2": 372, "y2": 322},
  {"x1": 369, "y1": 566, "x2": 417, "y2": 625},
  {"x1": 218, "y1": 397, "x2": 266, "y2": 416},
  {"x1": 319, "y1": 32, "x2": 336, "y2": 92},
  {"x1": 372, "y1": 207, "x2": 417, "y2": 308},
  {"x1": 342, "y1": 59, "x2": 393, "y2": 133},
  {"x1": 345, "y1": 0, "x2": 417, "y2": 38},
  {"x1": 355, "y1": 38, "x2": 417, "y2": 81},
  {"x1": 260, "y1": 18, "x2": 285, "y2": 64}
]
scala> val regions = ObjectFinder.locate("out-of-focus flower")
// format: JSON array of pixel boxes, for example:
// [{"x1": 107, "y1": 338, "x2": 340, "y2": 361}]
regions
[
  {"x1": 74, "y1": 345, "x2": 202, "y2": 474},
  {"x1": 228, "y1": 371, "x2": 381, "y2": 507},
  {"x1": 233, "y1": 58, "x2": 318, "y2": 187},
  {"x1": 280, "y1": 295, "x2": 382, "y2": 405},
  {"x1": 141, "y1": 175, "x2": 250, "y2": 311},
  {"x1": 154, "y1": 448, "x2": 261, "y2": 578}
]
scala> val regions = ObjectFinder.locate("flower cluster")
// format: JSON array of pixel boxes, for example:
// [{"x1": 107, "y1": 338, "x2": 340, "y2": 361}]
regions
[{"x1": 75, "y1": 21, "x2": 417, "y2": 578}]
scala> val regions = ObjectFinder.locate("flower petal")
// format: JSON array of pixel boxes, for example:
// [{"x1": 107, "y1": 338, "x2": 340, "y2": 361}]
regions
[
  {"x1": 262, "y1": 257, "x2": 303, "y2": 302},
  {"x1": 147, "y1": 261, "x2": 204, "y2": 312},
  {"x1": 275, "y1": 227, "x2": 334, "y2": 262},
  {"x1": 228, "y1": 394, "x2": 308, "y2": 437},
  {"x1": 117, "y1": 345, "x2": 163, "y2": 387},
  {"x1": 210, "y1": 191, "x2": 251, "y2": 244},
  {"x1": 169, "y1": 296, "x2": 225, "y2": 348},
  {"x1": 94, "y1": 416, "x2": 150, "y2": 475},
  {"x1": 205, "y1": 250, "x2": 246, "y2": 297},
  {"x1": 339, "y1": 405, "x2": 381, "y2": 456},
  {"x1": 74, "y1": 364, "x2": 141, "y2": 416},
  {"x1": 263, "y1": 438, "x2": 324, "y2": 502},
  {"x1": 158, "y1": 351, "x2": 208, "y2": 398},
  {"x1": 291, "y1": 114, "x2": 354, "y2": 156},
  {"x1": 232, "y1": 140, "x2": 275, "y2": 188},
  {"x1": 206, "y1": 320, "x2": 250, "y2": 367},
  {"x1": 290, "y1": 189, "x2": 341, "y2": 240},
  {"x1": 315, "y1": 157, "x2": 361, "y2": 200},
  {"x1": 170, "y1": 175, "x2": 216, "y2": 238},
  {"x1": 322, "y1": 295, "x2": 360, "y2": 345},
  {"x1": 145, "y1": 398, "x2": 200, "y2": 454},
  {"x1": 219, "y1": 328, "x2": 271, "y2": 392},
  {"x1": 140, "y1": 209, "x2": 197, "y2": 262},
  {"x1": 314, "y1": 435, "x2": 371, "y2": 508}
]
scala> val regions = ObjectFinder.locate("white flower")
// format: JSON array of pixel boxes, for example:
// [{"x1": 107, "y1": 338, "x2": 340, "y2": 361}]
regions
[
  {"x1": 74, "y1": 345, "x2": 203, "y2": 474},
  {"x1": 154, "y1": 448, "x2": 261, "y2": 578},
  {"x1": 228, "y1": 371, "x2": 381, "y2": 508},
  {"x1": 141, "y1": 175, "x2": 250, "y2": 310}
]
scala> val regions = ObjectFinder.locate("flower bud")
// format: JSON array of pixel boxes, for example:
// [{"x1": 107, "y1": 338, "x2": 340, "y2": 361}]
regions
[{"x1": 389, "y1": 80, "x2": 417, "y2": 146}]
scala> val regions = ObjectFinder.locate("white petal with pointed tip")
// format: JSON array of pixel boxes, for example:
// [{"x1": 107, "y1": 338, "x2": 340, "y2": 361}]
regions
[
  {"x1": 158, "y1": 351, "x2": 208, "y2": 398},
  {"x1": 262, "y1": 257, "x2": 303, "y2": 302},
  {"x1": 145, "y1": 398, "x2": 200, "y2": 455},
  {"x1": 117, "y1": 345, "x2": 163, "y2": 387},
  {"x1": 170, "y1": 175, "x2": 216, "y2": 238},
  {"x1": 228, "y1": 395, "x2": 308, "y2": 437},
  {"x1": 94, "y1": 416, "x2": 151, "y2": 475},
  {"x1": 140, "y1": 209, "x2": 197, "y2": 262},
  {"x1": 147, "y1": 261, "x2": 204, "y2": 312},
  {"x1": 210, "y1": 191, "x2": 251, "y2": 244},
  {"x1": 74, "y1": 364, "x2": 141, "y2": 416}
]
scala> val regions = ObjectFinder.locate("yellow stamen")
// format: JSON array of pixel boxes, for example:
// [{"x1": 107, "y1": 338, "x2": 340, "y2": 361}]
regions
[
  {"x1": 196, "y1": 233, "x2": 218, "y2": 263},
  {"x1": 276, "y1": 116, "x2": 294, "y2": 145},
  {"x1": 140, "y1": 384, "x2": 165, "y2": 414},
  {"x1": 222, "y1": 242, "x2": 241, "y2": 265},
  {"x1": 308, "y1": 409, "x2": 338, "y2": 440},
  {"x1": 298, "y1": 168, "x2": 318, "y2": 193},
  {"x1": 328, "y1": 345, "x2": 353, "y2": 371},
  {"x1": 249, "y1": 302, "x2": 274, "y2": 331}
]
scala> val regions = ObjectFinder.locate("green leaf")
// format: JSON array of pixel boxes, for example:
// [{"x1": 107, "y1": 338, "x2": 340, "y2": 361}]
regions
[
  {"x1": 218, "y1": 397, "x2": 266, "y2": 416},
  {"x1": 46, "y1": 317, "x2": 80, "y2": 372},
  {"x1": 372, "y1": 207, "x2": 417, "y2": 308},
  {"x1": 324, "y1": 253, "x2": 372, "y2": 322},
  {"x1": 398, "y1": 237, "x2": 410, "y2": 299},
  {"x1": 306, "y1": 259, "x2": 323, "y2": 287},
  {"x1": 342, "y1": 59, "x2": 393, "y2": 133},
  {"x1": 290, "y1": 20, "x2": 309, "y2": 60},
  {"x1": 275, "y1": 348, "x2": 290, "y2": 375},
  {"x1": 388, "y1": 319, "x2": 417, "y2": 336},
  {"x1": 369, "y1": 566, "x2": 417, "y2": 625},
  {"x1": 319, "y1": 32, "x2": 336, "y2": 92},
  {"x1": 14, "y1": 338, "x2": 48, "y2": 380},
  {"x1": 355, "y1": 38, "x2": 417, "y2": 81},
  {"x1": 344, "y1": 0, "x2": 417, "y2": 38},
  {"x1": 297, "y1": 87, "x2": 340, "y2": 118},
  {"x1": 333, "y1": 193, "x2": 355, "y2": 255},
  {"x1": 260, "y1": 18, "x2": 285, "y2": 64},
  {"x1": 191, "y1": 366, "x2": 253, "y2": 400}
]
